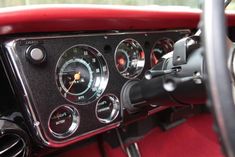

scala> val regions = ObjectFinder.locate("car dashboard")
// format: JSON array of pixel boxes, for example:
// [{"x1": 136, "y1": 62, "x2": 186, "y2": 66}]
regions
[
  {"x1": 1, "y1": 30, "x2": 190, "y2": 147},
  {"x1": 0, "y1": 5, "x2": 235, "y2": 157}
]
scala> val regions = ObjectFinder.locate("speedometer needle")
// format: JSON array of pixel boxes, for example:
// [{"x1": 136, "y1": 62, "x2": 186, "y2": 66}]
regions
[{"x1": 66, "y1": 72, "x2": 81, "y2": 93}]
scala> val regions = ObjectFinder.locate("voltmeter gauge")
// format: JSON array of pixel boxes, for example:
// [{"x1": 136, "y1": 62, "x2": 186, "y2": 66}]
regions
[
  {"x1": 55, "y1": 45, "x2": 109, "y2": 105},
  {"x1": 115, "y1": 39, "x2": 145, "y2": 79}
]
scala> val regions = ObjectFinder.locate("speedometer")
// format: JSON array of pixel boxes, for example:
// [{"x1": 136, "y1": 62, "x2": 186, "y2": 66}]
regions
[{"x1": 55, "y1": 45, "x2": 109, "y2": 105}]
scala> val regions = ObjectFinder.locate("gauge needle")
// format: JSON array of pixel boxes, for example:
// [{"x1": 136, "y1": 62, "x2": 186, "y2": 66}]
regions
[{"x1": 66, "y1": 72, "x2": 81, "y2": 93}]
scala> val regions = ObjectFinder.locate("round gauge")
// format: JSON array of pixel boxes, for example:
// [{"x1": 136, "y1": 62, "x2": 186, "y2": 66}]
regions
[
  {"x1": 96, "y1": 94, "x2": 120, "y2": 124},
  {"x1": 150, "y1": 38, "x2": 174, "y2": 67},
  {"x1": 48, "y1": 105, "x2": 79, "y2": 138},
  {"x1": 115, "y1": 39, "x2": 145, "y2": 79},
  {"x1": 55, "y1": 45, "x2": 109, "y2": 105}
]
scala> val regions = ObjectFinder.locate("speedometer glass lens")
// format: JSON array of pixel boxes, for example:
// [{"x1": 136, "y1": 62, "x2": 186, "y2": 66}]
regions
[
  {"x1": 115, "y1": 39, "x2": 145, "y2": 79},
  {"x1": 55, "y1": 45, "x2": 109, "y2": 105}
]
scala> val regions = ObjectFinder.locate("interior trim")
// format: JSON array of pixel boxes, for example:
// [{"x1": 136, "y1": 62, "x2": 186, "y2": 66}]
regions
[{"x1": 0, "y1": 5, "x2": 201, "y2": 35}]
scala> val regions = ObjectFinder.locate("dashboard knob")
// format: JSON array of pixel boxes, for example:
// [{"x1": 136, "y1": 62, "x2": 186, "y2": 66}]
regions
[{"x1": 26, "y1": 46, "x2": 46, "y2": 64}]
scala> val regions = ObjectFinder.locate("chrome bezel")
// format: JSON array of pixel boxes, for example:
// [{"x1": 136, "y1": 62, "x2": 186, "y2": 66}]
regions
[
  {"x1": 95, "y1": 94, "x2": 120, "y2": 124},
  {"x1": 114, "y1": 38, "x2": 145, "y2": 79},
  {"x1": 48, "y1": 105, "x2": 79, "y2": 139}
]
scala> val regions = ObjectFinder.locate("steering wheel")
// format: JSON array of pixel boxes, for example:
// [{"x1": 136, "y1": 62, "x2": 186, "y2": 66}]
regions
[{"x1": 203, "y1": 0, "x2": 235, "y2": 156}]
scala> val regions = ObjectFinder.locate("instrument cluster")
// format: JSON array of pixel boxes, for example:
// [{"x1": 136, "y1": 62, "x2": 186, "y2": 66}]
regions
[{"x1": 2, "y1": 30, "x2": 190, "y2": 147}]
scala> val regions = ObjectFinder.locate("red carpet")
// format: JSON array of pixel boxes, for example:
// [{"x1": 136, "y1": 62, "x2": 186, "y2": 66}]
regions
[
  {"x1": 58, "y1": 113, "x2": 224, "y2": 157},
  {"x1": 137, "y1": 114, "x2": 224, "y2": 157},
  {"x1": 57, "y1": 142, "x2": 102, "y2": 157}
]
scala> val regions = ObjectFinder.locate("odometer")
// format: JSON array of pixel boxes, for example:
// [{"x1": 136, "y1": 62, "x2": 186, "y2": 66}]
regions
[{"x1": 55, "y1": 45, "x2": 109, "y2": 105}]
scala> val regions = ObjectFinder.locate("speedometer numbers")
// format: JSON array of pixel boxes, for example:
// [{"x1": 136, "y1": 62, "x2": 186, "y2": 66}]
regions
[
  {"x1": 56, "y1": 45, "x2": 109, "y2": 105},
  {"x1": 115, "y1": 39, "x2": 145, "y2": 79}
]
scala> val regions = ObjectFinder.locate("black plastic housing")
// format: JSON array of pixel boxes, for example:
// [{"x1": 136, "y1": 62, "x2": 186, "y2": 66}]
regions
[{"x1": 123, "y1": 38, "x2": 206, "y2": 113}]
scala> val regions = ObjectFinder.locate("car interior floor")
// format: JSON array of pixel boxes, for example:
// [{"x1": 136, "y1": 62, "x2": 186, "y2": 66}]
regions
[{"x1": 57, "y1": 112, "x2": 224, "y2": 157}]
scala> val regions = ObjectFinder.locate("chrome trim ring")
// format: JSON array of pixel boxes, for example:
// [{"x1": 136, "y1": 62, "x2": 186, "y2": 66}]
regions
[
  {"x1": 96, "y1": 94, "x2": 120, "y2": 124},
  {"x1": 48, "y1": 105, "x2": 79, "y2": 139}
]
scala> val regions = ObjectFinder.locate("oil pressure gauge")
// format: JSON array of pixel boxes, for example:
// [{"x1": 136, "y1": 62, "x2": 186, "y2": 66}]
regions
[
  {"x1": 96, "y1": 94, "x2": 120, "y2": 124},
  {"x1": 49, "y1": 105, "x2": 79, "y2": 138},
  {"x1": 55, "y1": 45, "x2": 109, "y2": 105}
]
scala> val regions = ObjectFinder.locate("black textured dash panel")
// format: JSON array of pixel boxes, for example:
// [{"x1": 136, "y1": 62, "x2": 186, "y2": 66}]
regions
[{"x1": 2, "y1": 30, "x2": 190, "y2": 146}]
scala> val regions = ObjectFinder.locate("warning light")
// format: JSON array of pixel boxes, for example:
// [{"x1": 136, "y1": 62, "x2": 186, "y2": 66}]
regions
[{"x1": 118, "y1": 57, "x2": 126, "y2": 66}]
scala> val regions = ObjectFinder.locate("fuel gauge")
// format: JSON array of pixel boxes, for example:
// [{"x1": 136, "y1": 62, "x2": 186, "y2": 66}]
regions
[
  {"x1": 115, "y1": 39, "x2": 145, "y2": 79},
  {"x1": 150, "y1": 38, "x2": 174, "y2": 67}
]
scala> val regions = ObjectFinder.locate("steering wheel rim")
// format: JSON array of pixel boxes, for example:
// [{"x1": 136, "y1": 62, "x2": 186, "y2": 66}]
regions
[{"x1": 203, "y1": 0, "x2": 235, "y2": 156}]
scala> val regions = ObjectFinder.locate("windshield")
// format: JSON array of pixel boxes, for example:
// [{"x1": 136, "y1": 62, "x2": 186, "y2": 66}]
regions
[
  {"x1": 0, "y1": 0, "x2": 234, "y2": 10},
  {"x1": 0, "y1": 0, "x2": 199, "y2": 8}
]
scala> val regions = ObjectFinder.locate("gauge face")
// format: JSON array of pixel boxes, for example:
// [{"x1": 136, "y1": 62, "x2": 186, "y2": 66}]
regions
[
  {"x1": 115, "y1": 39, "x2": 145, "y2": 79},
  {"x1": 150, "y1": 38, "x2": 174, "y2": 67},
  {"x1": 56, "y1": 45, "x2": 109, "y2": 105}
]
